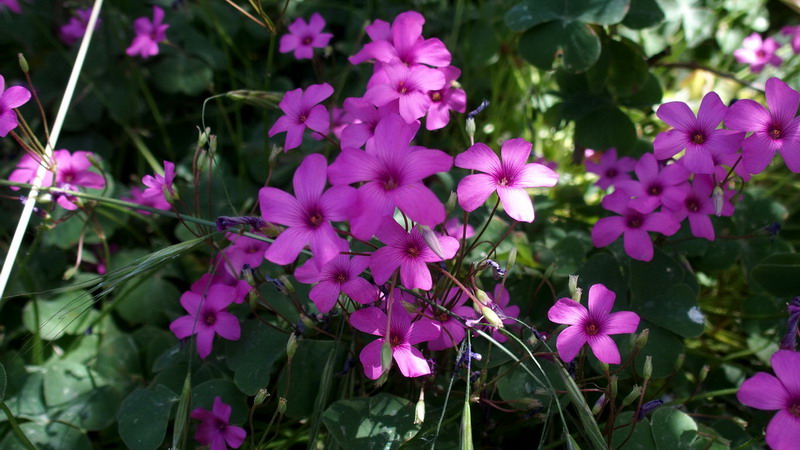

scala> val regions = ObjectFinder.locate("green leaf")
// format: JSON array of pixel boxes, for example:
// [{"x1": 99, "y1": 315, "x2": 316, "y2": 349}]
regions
[
  {"x1": 506, "y1": 0, "x2": 630, "y2": 31},
  {"x1": 496, "y1": 359, "x2": 564, "y2": 409},
  {"x1": 115, "y1": 277, "x2": 181, "y2": 325},
  {"x1": 276, "y1": 339, "x2": 345, "y2": 419},
  {"x1": 576, "y1": 253, "x2": 627, "y2": 302},
  {"x1": 191, "y1": 379, "x2": 248, "y2": 424},
  {"x1": 650, "y1": 408, "x2": 698, "y2": 449},
  {"x1": 518, "y1": 21, "x2": 601, "y2": 73},
  {"x1": 0, "y1": 422, "x2": 91, "y2": 450},
  {"x1": 43, "y1": 362, "x2": 98, "y2": 406},
  {"x1": 631, "y1": 284, "x2": 704, "y2": 338},
  {"x1": 629, "y1": 249, "x2": 687, "y2": 301},
  {"x1": 321, "y1": 393, "x2": 421, "y2": 449},
  {"x1": 752, "y1": 253, "x2": 800, "y2": 297},
  {"x1": 622, "y1": 0, "x2": 665, "y2": 29},
  {"x1": 52, "y1": 385, "x2": 122, "y2": 431},
  {"x1": 22, "y1": 290, "x2": 98, "y2": 340},
  {"x1": 152, "y1": 56, "x2": 212, "y2": 96},
  {"x1": 225, "y1": 320, "x2": 288, "y2": 395},
  {"x1": 117, "y1": 385, "x2": 177, "y2": 450},
  {"x1": 606, "y1": 39, "x2": 649, "y2": 98},
  {"x1": 633, "y1": 323, "x2": 685, "y2": 379},
  {"x1": 95, "y1": 335, "x2": 142, "y2": 384},
  {"x1": 574, "y1": 105, "x2": 637, "y2": 152},
  {"x1": 619, "y1": 72, "x2": 663, "y2": 109},
  {"x1": 611, "y1": 412, "x2": 657, "y2": 449}
]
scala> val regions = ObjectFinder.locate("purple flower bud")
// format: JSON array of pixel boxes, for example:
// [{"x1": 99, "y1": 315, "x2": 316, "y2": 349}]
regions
[{"x1": 215, "y1": 215, "x2": 267, "y2": 232}]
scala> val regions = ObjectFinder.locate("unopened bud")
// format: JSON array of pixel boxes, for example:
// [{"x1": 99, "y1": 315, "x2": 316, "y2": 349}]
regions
[
  {"x1": 698, "y1": 364, "x2": 710, "y2": 383},
  {"x1": 260, "y1": 222, "x2": 281, "y2": 238},
  {"x1": 634, "y1": 328, "x2": 650, "y2": 350},
  {"x1": 465, "y1": 117, "x2": 476, "y2": 145},
  {"x1": 197, "y1": 127, "x2": 210, "y2": 148},
  {"x1": 643, "y1": 355, "x2": 653, "y2": 381},
  {"x1": 610, "y1": 375, "x2": 618, "y2": 398},
  {"x1": 506, "y1": 248, "x2": 517, "y2": 273},
  {"x1": 621, "y1": 385, "x2": 642, "y2": 408},
  {"x1": 286, "y1": 333, "x2": 298, "y2": 360},
  {"x1": 18, "y1": 53, "x2": 28, "y2": 73},
  {"x1": 712, "y1": 186, "x2": 724, "y2": 217},
  {"x1": 401, "y1": 300, "x2": 418, "y2": 315},
  {"x1": 419, "y1": 225, "x2": 446, "y2": 260},
  {"x1": 414, "y1": 389, "x2": 425, "y2": 425},
  {"x1": 445, "y1": 192, "x2": 458, "y2": 215},
  {"x1": 278, "y1": 275, "x2": 295, "y2": 294},
  {"x1": 591, "y1": 394, "x2": 606, "y2": 415},
  {"x1": 523, "y1": 397, "x2": 542, "y2": 409},
  {"x1": 381, "y1": 339, "x2": 393, "y2": 373},
  {"x1": 568, "y1": 275, "x2": 579, "y2": 299},
  {"x1": 481, "y1": 306, "x2": 504, "y2": 329},
  {"x1": 277, "y1": 397, "x2": 287, "y2": 414},
  {"x1": 269, "y1": 145, "x2": 282, "y2": 165},
  {"x1": 299, "y1": 314, "x2": 315, "y2": 331},
  {"x1": 209, "y1": 134, "x2": 217, "y2": 153},
  {"x1": 254, "y1": 389, "x2": 269, "y2": 405}
]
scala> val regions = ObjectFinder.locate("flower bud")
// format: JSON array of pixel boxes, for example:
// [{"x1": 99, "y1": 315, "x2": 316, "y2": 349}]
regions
[
  {"x1": 568, "y1": 275, "x2": 579, "y2": 300},
  {"x1": 634, "y1": 328, "x2": 650, "y2": 350},
  {"x1": 465, "y1": 117, "x2": 476, "y2": 145},
  {"x1": 269, "y1": 144, "x2": 282, "y2": 165},
  {"x1": 712, "y1": 186, "x2": 724, "y2": 217},
  {"x1": 278, "y1": 275, "x2": 295, "y2": 294},
  {"x1": 254, "y1": 389, "x2": 270, "y2": 405},
  {"x1": 473, "y1": 288, "x2": 491, "y2": 314},
  {"x1": 197, "y1": 127, "x2": 210, "y2": 148},
  {"x1": 445, "y1": 192, "x2": 458, "y2": 215},
  {"x1": 481, "y1": 306, "x2": 504, "y2": 329},
  {"x1": 277, "y1": 397, "x2": 287, "y2": 415},
  {"x1": 299, "y1": 314, "x2": 315, "y2": 331},
  {"x1": 286, "y1": 333, "x2": 298, "y2": 361},
  {"x1": 419, "y1": 225, "x2": 446, "y2": 260},
  {"x1": 414, "y1": 389, "x2": 425, "y2": 425},
  {"x1": 643, "y1": 355, "x2": 653, "y2": 381},
  {"x1": 591, "y1": 394, "x2": 606, "y2": 415},
  {"x1": 507, "y1": 248, "x2": 517, "y2": 273},
  {"x1": 18, "y1": 53, "x2": 28, "y2": 73},
  {"x1": 209, "y1": 134, "x2": 218, "y2": 153},
  {"x1": 381, "y1": 340, "x2": 393, "y2": 373},
  {"x1": 401, "y1": 300, "x2": 418, "y2": 315},
  {"x1": 621, "y1": 385, "x2": 642, "y2": 408},
  {"x1": 698, "y1": 364, "x2": 710, "y2": 383}
]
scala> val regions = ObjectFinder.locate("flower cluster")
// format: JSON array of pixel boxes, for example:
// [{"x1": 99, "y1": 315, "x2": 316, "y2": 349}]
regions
[{"x1": 589, "y1": 78, "x2": 799, "y2": 261}]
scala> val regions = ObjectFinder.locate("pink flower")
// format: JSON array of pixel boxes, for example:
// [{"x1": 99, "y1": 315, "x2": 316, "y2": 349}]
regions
[
  {"x1": 425, "y1": 66, "x2": 466, "y2": 130},
  {"x1": 455, "y1": 138, "x2": 559, "y2": 223},
  {"x1": 425, "y1": 288, "x2": 476, "y2": 351},
  {"x1": 444, "y1": 217, "x2": 475, "y2": 239},
  {"x1": 350, "y1": 302, "x2": 440, "y2": 379},
  {"x1": 59, "y1": 8, "x2": 98, "y2": 46},
  {"x1": 339, "y1": 97, "x2": 398, "y2": 149},
  {"x1": 191, "y1": 270, "x2": 250, "y2": 304},
  {"x1": 370, "y1": 217, "x2": 459, "y2": 291},
  {"x1": 364, "y1": 63, "x2": 445, "y2": 123},
  {"x1": 547, "y1": 284, "x2": 640, "y2": 364},
  {"x1": 8, "y1": 153, "x2": 54, "y2": 188},
  {"x1": 51, "y1": 150, "x2": 105, "y2": 210},
  {"x1": 169, "y1": 284, "x2": 241, "y2": 359},
  {"x1": 0, "y1": 74, "x2": 31, "y2": 137},
  {"x1": 141, "y1": 160, "x2": 176, "y2": 205},
  {"x1": 591, "y1": 190, "x2": 680, "y2": 261},
  {"x1": 259, "y1": 154, "x2": 355, "y2": 266},
  {"x1": 121, "y1": 186, "x2": 171, "y2": 214},
  {"x1": 615, "y1": 153, "x2": 689, "y2": 214},
  {"x1": 734, "y1": 33, "x2": 782, "y2": 73},
  {"x1": 486, "y1": 284, "x2": 520, "y2": 343},
  {"x1": 269, "y1": 83, "x2": 333, "y2": 151},
  {"x1": 221, "y1": 233, "x2": 270, "y2": 276},
  {"x1": 782, "y1": 25, "x2": 800, "y2": 54},
  {"x1": 294, "y1": 241, "x2": 378, "y2": 313},
  {"x1": 0, "y1": 0, "x2": 21, "y2": 13},
  {"x1": 653, "y1": 92, "x2": 745, "y2": 174},
  {"x1": 662, "y1": 175, "x2": 730, "y2": 241},
  {"x1": 328, "y1": 114, "x2": 453, "y2": 239},
  {"x1": 190, "y1": 397, "x2": 246, "y2": 450},
  {"x1": 125, "y1": 6, "x2": 169, "y2": 59},
  {"x1": 737, "y1": 350, "x2": 800, "y2": 450},
  {"x1": 349, "y1": 11, "x2": 451, "y2": 67},
  {"x1": 725, "y1": 77, "x2": 800, "y2": 174},
  {"x1": 585, "y1": 148, "x2": 636, "y2": 190},
  {"x1": 279, "y1": 13, "x2": 333, "y2": 60}
]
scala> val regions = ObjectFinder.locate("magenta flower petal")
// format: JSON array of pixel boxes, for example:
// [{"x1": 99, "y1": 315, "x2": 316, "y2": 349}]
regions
[
  {"x1": 265, "y1": 227, "x2": 312, "y2": 264},
  {"x1": 393, "y1": 345, "x2": 432, "y2": 377},
  {"x1": 389, "y1": 183, "x2": 445, "y2": 226},
  {"x1": 724, "y1": 99, "x2": 771, "y2": 131},
  {"x1": 350, "y1": 306, "x2": 387, "y2": 336},
  {"x1": 623, "y1": 229, "x2": 653, "y2": 261},
  {"x1": 657, "y1": 101, "x2": 697, "y2": 130},
  {"x1": 587, "y1": 334, "x2": 621, "y2": 364},
  {"x1": 369, "y1": 246, "x2": 403, "y2": 285},
  {"x1": 591, "y1": 216, "x2": 626, "y2": 247},
  {"x1": 213, "y1": 312, "x2": 241, "y2": 341},
  {"x1": 195, "y1": 328, "x2": 216, "y2": 359},
  {"x1": 767, "y1": 409, "x2": 800, "y2": 450},
  {"x1": 455, "y1": 143, "x2": 501, "y2": 171},
  {"x1": 169, "y1": 316, "x2": 196, "y2": 339},
  {"x1": 547, "y1": 298, "x2": 589, "y2": 326},
  {"x1": 310, "y1": 281, "x2": 340, "y2": 313},
  {"x1": 555, "y1": 325, "x2": 587, "y2": 363},
  {"x1": 359, "y1": 339, "x2": 385, "y2": 380},
  {"x1": 457, "y1": 173, "x2": 496, "y2": 212},
  {"x1": 342, "y1": 277, "x2": 377, "y2": 305},
  {"x1": 499, "y1": 137, "x2": 532, "y2": 170},
  {"x1": 772, "y1": 350, "x2": 800, "y2": 394},
  {"x1": 497, "y1": 186, "x2": 534, "y2": 222},
  {"x1": 587, "y1": 284, "x2": 615, "y2": 316},
  {"x1": 604, "y1": 311, "x2": 641, "y2": 334},
  {"x1": 737, "y1": 372, "x2": 790, "y2": 410},
  {"x1": 400, "y1": 259, "x2": 432, "y2": 291}
]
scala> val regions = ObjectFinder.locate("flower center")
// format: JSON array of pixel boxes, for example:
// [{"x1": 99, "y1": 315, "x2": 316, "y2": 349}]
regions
[
  {"x1": 790, "y1": 402, "x2": 800, "y2": 417},
  {"x1": 308, "y1": 212, "x2": 324, "y2": 228},
  {"x1": 397, "y1": 81, "x2": 408, "y2": 94},
  {"x1": 216, "y1": 419, "x2": 227, "y2": 431},
  {"x1": 336, "y1": 273, "x2": 347, "y2": 283},
  {"x1": 431, "y1": 92, "x2": 442, "y2": 102},
  {"x1": 435, "y1": 311, "x2": 450, "y2": 322},
  {"x1": 649, "y1": 184, "x2": 662, "y2": 196},
  {"x1": 407, "y1": 245, "x2": 421, "y2": 258},
  {"x1": 299, "y1": 114, "x2": 307, "y2": 123},
  {"x1": 626, "y1": 213, "x2": 643, "y2": 229},
  {"x1": 585, "y1": 322, "x2": 599, "y2": 336},
  {"x1": 203, "y1": 312, "x2": 216, "y2": 326},
  {"x1": 302, "y1": 36, "x2": 313, "y2": 45},
  {"x1": 605, "y1": 168, "x2": 618, "y2": 179},
  {"x1": 383, "y1": 176, "x2": 398, "y2": 191},
  {"x1": 686, "y1": 198, "x2": 700, "y2": 212},
  {"x1": 691, "y1": 132, "x2": 705, "y2": 144},
  {"x1": 498, "y1": 177, "x2": 509, "y2": 186},
  {"x1": 756, "y1": 49, "x2": 766, "y2": 58},
  {"x1": 390, "y1": 334, "x2": 402, "y2": 347},
  {"x1": 770, "y1": 127, "x2": 782, "y2": 140}
]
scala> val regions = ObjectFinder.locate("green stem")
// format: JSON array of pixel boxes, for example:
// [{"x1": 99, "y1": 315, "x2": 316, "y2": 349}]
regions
[{"x1": 0, "y1": 402, "x2": 36, "y2": 450}]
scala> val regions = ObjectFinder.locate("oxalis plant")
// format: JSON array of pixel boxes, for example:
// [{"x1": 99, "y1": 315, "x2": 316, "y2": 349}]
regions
[{"x1": 0, "y1": 0, "x2": 800, "y2": 449}]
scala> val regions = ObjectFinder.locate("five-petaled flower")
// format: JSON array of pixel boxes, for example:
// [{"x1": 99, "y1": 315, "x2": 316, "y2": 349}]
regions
[
  {"x1": 737, "y1": 350, "x2": 800, "y2": 450},
  {"x1": 269, "y1": 83, "x2": 333, "y2": 151},
  {"x1": 547, "y1": 284, "x2": 640, "y2": 364},
  {"x1": 734, "y1": 33, "x2": 782, "y2": 73},
  {"x1": 141, "y1": 160, "x2": 176, "y2": 206},
  {"x1": 455, "y1": 138, "x2": 558, "y2": 223},
  {"x1": 585, "y1": 148, "x2": 636, "y2": 190},
  {"x1": 169, "y1": 284, "x2": 241, "y2": 359},
  {"x1": 190, "y1": 396, "x2": 246, "y2": 450},
  {"x1": 59, "y1": 8, "x2": 98, "y2": 46},
  {"x1": 350, "y1": 301, "x2": 440, "y2": 379},
  {"x1": 279, "y1": 13, "x2": 333, "y2": 60},
  {"x1": 126, "y1": 6, "x2": 169, "y2": 59}
]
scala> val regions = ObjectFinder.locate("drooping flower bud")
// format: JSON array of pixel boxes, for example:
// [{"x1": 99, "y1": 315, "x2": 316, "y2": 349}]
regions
[
  {"x1": 445, "y1": 192, "x2": 458, "y2": 215},
  {"x1": 591, "y1": 394, "x2": 606, "y2": 415},
  {"x1": 419, "y1": 225, "x2": 446, "y2": 260},
  {"x1": 254, "y1": 389, "x2": 270, "y2": 406},
  {"x1": 643, "y1": 355, "x2": 653, "y2": 381},
  {"x1": 621, "y1": 385, "x2": 642, "y2": 408},
  {"x1": 481, "y1": 306, "x2": 504, "y2": 330},
  {"x1": 286, "y1": 333, "x2": 298, "y2": 361},
  {"x1": 277, "y1": 397, "x2": 287, "y2": 414},
  {"x1": 465, "y1": 117, "x2": 476, "y2": 145},
  {"x1": 18, "y1": 53, "x2": 29, "y2": 73},
  {"x1": 712, "y1": 185, "x2": 725, "y2": 217},
  {"x1": 634, "y1": 328, "x2": 650, "y2": 350},
  {"x1": 414, "y1": 389, "x2": 425, "y2": 425}
]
